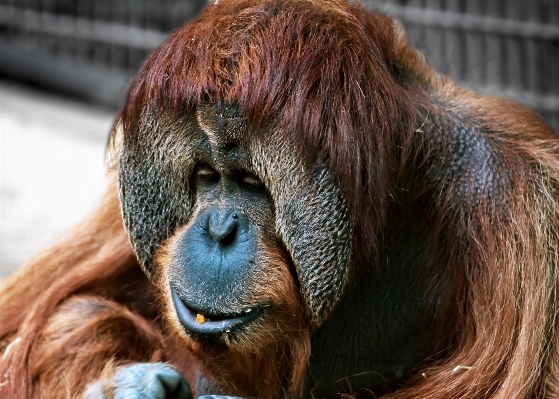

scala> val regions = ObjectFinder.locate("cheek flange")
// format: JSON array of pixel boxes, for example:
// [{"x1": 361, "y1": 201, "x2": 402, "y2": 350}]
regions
[
  {"x1": 118, "y1": 114, "x2": 200, "y2": 277},
  {"x1": 251, "y1": 131, "x2": 352, "y2": 328},
  {"x1": 119, "y1": 147, "x2": 189, "y2": 277}
]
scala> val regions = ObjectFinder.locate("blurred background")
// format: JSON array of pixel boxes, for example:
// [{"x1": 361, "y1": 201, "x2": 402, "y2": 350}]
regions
[{"x1": 1, "y1": 0, "x2": 558, "y2": 277}]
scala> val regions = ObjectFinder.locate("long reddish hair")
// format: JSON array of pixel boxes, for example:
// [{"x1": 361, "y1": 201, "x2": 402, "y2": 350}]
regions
[
  {"x1": 121, "y1": 0, "x2": 421, "y2": 256},
  {"x1": 2, "y1": 1, "x2": 559, "y2": 398}
]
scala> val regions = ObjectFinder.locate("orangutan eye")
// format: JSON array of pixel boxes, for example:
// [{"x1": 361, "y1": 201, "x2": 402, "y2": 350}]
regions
[
  {"x1": 239, "y1": 171, "x2": 264, "y2": 190},
  {"x1": 194, "y1": 164, "x2": 220, "y2": 185}
]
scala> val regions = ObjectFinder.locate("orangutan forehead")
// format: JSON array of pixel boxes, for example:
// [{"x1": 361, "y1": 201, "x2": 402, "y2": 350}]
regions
[{"x1": 196, "y1": 103, "x2": 247, "y2": 150}]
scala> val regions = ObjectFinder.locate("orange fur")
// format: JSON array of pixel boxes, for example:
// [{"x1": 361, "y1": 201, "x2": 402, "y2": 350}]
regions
[
  {"x1": 1, "y1": 1, "x2": 559, "y2": 398},
  {"x1": 156, "y1": 229, "x2": 311, "y2": 399}
]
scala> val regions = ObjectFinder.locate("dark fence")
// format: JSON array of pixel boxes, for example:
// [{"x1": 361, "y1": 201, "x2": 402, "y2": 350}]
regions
[
  {"x1": 0, "y1": 0, "x2": 557, "y2": 132},
  {"x1": 365, "y1": 0, "x2": 559, "y2": 133},
  {"x1": 0, "y1": 0, "x2": 206, "y2": 107}
]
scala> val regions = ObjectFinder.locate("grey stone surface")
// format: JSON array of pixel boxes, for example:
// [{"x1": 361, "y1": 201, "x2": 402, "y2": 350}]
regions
[{"x1": 0, "y1": 80, "x2": 114, "y2": 277}]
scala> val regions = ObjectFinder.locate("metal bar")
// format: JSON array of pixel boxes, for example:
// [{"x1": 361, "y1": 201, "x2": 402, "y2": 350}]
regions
[
  {"x1": 466, "y1": 82, "x2": 559, "y2": 114},
  {"x1": 445, "y1": 0, "x2": 463, "y2": 81},
  {"x1": 0, "y1": 40, "x2": 130, "y2": 108},
  {"x1": 526, "y1": 4, "x2": 540, "y2": 95},
  {"x1": 485, "y1": 1, "x2": 505, "y2": 88},
  {"x1": 464, "y1": 0, "x2": 484, "y2": 85},
  {"x1": 504, "y1": 1, "x2": 524, "y2": 92},
  {"x1": 424, "y1": 0, "x2": 445, "y2": 74},
  {"x1": 370, "y1": 3, "x2": 559, "y2": 41},
  {"x1": 0, "y1": 5, "x2": 168, "y2": 51}
]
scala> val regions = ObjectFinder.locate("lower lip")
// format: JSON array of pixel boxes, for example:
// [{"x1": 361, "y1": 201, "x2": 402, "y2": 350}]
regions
[{"x1": 171, "y1": 287, "x2": 261, "y2": 336}]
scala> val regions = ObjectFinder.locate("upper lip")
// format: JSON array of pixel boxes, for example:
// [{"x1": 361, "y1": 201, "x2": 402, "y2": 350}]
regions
[{"x1": 171, "y1": 287, "x2": 261, "y2": 336}]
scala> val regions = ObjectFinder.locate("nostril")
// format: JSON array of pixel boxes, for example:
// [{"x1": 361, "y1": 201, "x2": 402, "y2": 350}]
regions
[
  {"x1": 219, "y1": 223, "x2": 237, "y2": 246},
  {"x1": 208, "y1": 211, "x2": 239, "y2": 246}
]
